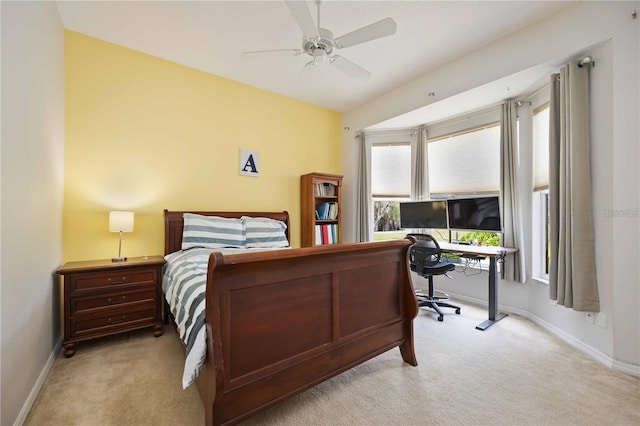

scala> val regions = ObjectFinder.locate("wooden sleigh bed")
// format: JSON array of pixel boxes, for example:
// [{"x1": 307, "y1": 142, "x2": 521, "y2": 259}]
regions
[{"x1": 164, "y1": 210, "x2": 419, "y2": 425}]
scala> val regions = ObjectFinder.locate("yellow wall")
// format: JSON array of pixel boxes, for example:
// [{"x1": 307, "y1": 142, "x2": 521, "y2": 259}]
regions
[{"x1": 64, "y1": 31, "x2": 341, "y2": 261}]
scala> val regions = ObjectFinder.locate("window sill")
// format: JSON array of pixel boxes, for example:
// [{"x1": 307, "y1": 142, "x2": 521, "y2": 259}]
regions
[{"x1": 532, "y1": 276, "x2": 549, "y2": 285}]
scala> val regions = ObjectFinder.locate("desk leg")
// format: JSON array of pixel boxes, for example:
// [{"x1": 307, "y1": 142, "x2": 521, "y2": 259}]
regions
[{"x1": 476, "y1": 256, "x2": 507, "y2": 330}]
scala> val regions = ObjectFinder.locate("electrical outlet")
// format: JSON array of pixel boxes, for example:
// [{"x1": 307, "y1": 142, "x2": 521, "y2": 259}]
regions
[
  {"x1": 585, "y1": 312, "x2": 607, "y2": 327},
  {"x1": 595, "y1": 312, "x2": 607, "y2": 328}
]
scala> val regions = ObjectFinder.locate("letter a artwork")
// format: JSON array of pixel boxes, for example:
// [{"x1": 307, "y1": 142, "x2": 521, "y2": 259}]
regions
[{"x1": 240, "y1": 149, "x2": 260, "y2": 177}]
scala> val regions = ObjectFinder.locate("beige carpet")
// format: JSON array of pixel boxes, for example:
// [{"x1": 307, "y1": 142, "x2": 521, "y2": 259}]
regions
[{"x1": 25, "y1": 301, "x2": 640, "y2": 426}]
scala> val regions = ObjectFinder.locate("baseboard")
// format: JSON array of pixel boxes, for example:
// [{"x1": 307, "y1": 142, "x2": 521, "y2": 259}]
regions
[
  {"x1": 14, "y1": 336, "x2": 62, "y2": 426},
  {"x1": 528, "y1": 313, "x2": 639, "y2": 377},
  {"x1": 444, "y1": 291, "x2": 487, "y2": 309},
  {"x1": 525, "y1": 312, "x2": 614, "y2": 367},
  {"x1": 612, "y1": 359, "x2": 640, "y2": 377},
  {"x1": 445, "y1": 291, "x2": 530, "y2": 318},
  {"x1": 447, "y1": 292, "x2": 640, "y2": 378}
]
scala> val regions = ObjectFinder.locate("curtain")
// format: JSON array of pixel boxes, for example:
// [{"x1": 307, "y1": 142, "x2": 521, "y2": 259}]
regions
[
  {"x1": 411, "y1": 127, "x2": 429, "y2": 201},
  {"x1": 355, "y1": 131, "x2": 372, "y2": 242},
  {"x1": 548, "y1": 62, "x2": 599, "y2": 311},
  {"x1": 500, "y1": 101, "x2": 525, "y2": 282}
]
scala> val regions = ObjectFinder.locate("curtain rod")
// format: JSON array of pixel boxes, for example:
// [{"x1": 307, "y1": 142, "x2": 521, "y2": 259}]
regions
[
  {"x1": 419, "y1": 103, "x2": 501, "y2": 129},
  {"x1": 521, "y1": 56, "x2": 592, "y2": 103},
  {"x1": 522, "y1": 82, "x2": 550, "y2": 102},
  {"x1": 355, "y1": 128, "x2": 418, "y2": 138},
  {"x1": 578, "y1": 55, "x2": 595, "y2": 68}
]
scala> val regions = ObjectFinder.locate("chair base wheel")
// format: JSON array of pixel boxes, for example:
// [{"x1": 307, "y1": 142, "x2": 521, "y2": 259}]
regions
[
  {"x1": 455, "y1": 308, "x2": 461, "y2": 314},
  {"x1": 437, "y1": 315, "x2": 444, "y2": 322}
]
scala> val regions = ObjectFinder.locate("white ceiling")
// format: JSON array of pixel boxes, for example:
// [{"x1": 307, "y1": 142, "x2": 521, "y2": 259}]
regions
[{"x1": 55, "y1": 0, "x2": 573, "y2": 127}]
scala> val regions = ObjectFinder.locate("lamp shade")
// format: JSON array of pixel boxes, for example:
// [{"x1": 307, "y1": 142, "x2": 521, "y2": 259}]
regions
[{"x1": 109, "y1": 211, "x2": 134, "y2": 233}]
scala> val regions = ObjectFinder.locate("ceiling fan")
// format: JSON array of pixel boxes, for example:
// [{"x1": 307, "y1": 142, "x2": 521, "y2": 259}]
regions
[{"x1": 243, "y1": 0, "x2": 397, "y2": 81}]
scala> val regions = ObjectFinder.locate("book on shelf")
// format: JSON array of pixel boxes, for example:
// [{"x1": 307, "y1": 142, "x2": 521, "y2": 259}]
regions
[
  {"x1": 314, "y1": 182, "x2": 337, "y2": 197},
  {"x1": 315, "y1": 224, "x2": 339, "y2": 245},
  {"x1": 328, "y1": 202, "x2": 337, "y2": 220},
  {"x1": 315, "y1": 202, "x2": 338, "y2": 221}
]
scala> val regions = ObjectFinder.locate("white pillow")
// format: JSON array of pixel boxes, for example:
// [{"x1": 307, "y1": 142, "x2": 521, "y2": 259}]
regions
[
  {"x1": 182, "y1": 213, "x2": 245, "y2": 250},
  {"x1": 242, "y1": 216, "x2": 289, "y2": 248}
]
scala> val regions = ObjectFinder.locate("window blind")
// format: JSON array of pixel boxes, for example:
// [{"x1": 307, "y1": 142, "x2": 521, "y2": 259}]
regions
[
  {"x1": 533, "y1": 106, "x2": 550, "y2": 191},
  {"x1": 428, "y1": 125, "x2": 500, "y2": 195},
  {"x1": 371, "y1": 143, "x2": 411, "y2": 197}
]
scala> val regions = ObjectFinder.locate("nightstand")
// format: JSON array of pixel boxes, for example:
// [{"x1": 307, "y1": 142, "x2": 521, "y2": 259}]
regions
[{"x1": 56, "y1": 255, "x2": 165, "y2": 357}]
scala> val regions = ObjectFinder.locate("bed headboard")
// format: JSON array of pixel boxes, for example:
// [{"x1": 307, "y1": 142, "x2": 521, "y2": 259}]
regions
[{"x1": 164, "y1": 210, "x2": 291, "y2": 255}]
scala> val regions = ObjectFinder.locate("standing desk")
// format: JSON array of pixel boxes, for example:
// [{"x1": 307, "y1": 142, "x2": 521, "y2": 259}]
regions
[{"x1": 438, "y1": 242, "x2": 518, "y2": 330}]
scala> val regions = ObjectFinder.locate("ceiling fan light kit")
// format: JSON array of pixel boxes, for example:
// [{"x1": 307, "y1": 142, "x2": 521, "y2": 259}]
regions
[{"x1": 243, "y1": 0, "x2": 397, "y2": 81}]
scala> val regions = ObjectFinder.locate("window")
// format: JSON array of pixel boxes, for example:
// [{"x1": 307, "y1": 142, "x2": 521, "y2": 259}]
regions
[
  {"x1": 428, "y1": 125, "x2": 501, "y2": 248},
  {"x1": 428, "y1": 125, "x2": 501, "y2": 196},
  {"x1": 542, "y1": 190, "x2": 550, "y2": 276},
  {"x1": 368, "y1": 110, "x2": 502, "y2": 247},
  {"x1": 371, "y1": 143, "x2": 410, "y2": 199},
  {"x1": 532, "y1": 105, "x2": 550, "y2": 280},
  {"x1": 371, "y1": 143, "x2": 410, "y2": 241}
]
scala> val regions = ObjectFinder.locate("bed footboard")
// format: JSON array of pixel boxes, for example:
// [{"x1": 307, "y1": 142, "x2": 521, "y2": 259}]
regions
[{"x1": 199, "y1": 238, "x2": 418, "y2": 425}]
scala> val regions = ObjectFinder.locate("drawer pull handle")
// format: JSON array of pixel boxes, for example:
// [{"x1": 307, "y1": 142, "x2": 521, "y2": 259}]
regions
[
  {"x1": 108, "y1": 316, "x2": 126, "y2": 324},
  {"x1": 107, "y1": 296, "x2": 126, "y2": 304},
  {"x1": 107, "y1": 277, "x2": 126, "y2": 285}
]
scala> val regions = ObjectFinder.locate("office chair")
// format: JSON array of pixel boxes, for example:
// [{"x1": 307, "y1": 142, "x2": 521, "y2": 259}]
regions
[{"x1": 407, "y1": 233, "x2": 461, "y2": 322}]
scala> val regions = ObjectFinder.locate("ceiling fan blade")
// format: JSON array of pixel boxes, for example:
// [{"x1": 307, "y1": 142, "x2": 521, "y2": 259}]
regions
[
  {"x1": 331, "y1": 56, "x2": 371, "y2": 81},
  {"x1": 284, "y1": 1, "x2": 319, "y2": 39},
  {"x1": 334, "y1": 17, "x2": 397, "y2": 49},
  {"x1": 242, "y1": 49, "x2": 303, "y2": 59}
]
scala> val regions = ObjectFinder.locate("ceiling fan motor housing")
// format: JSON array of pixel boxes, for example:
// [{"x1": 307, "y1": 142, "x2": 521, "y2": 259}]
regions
[{"x1": 303, "y1": 28, "x2": 334, "y2": 57}]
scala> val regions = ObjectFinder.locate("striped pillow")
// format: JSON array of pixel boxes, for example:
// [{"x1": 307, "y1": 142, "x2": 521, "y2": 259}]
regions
[
  {"x1": 182, "y1": 213, "x2": 245, "y2": 250},
  {"x1": 242, "y1": 216, "x2": 289, "y2": 248}
]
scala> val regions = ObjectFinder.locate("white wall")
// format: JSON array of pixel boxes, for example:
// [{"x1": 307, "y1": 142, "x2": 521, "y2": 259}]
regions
[
  {"x1": 343, "y1": 1, "x2": 640, "y2": 372},
  {"x1": 609, "y1": 3, "x2": 640, "y2": 370},
  {"x1": 0, "y1": 2, "x2": 65, "y2": 424}
]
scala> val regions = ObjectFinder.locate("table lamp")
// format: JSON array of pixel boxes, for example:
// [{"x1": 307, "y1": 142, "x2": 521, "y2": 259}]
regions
[{"x1": 109, "y1": 211, "x2": 134, "y2": 262}]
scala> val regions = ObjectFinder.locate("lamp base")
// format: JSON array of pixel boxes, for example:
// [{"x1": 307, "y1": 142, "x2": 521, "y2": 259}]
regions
[{"x1": 111, "y1": 257, "x2": 128, "y2": 263}]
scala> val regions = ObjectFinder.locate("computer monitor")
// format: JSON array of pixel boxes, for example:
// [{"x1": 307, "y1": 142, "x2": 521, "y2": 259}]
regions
[
  {"x1": 399, "y1": 200, "x2": 448, "y2": 229},
  {"x1": 446, "y1": 196, "x2": 502, "y2": 232}
]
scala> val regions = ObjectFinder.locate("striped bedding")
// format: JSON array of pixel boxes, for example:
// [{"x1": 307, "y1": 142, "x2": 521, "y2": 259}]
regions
[{"x1": 163, "y1": 246, "x2": 287, "y2": 388}]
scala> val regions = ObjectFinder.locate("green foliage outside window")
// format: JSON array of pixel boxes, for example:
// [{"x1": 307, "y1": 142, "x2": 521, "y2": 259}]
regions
[{"x1": 459, "y1": 231, "x2": 500, "y2": 246}]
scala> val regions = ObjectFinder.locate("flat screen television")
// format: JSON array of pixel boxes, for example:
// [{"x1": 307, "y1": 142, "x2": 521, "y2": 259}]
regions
[
  {"x1": 447, "y1": 196, "x2": 502, "y2": 232},
  {"x1": 399, "y1": 200, "x2": 448, "y2": 229}
]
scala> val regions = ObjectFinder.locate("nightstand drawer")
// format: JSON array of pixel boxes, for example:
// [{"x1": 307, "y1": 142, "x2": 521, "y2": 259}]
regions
[
  {"x1": 70, "y1": 269, "x2": 156, "y2": 292},
  {"x1": 70, "y1": 305, "x2": 157, "y2": 337},
  {"x1": 70, "y1": 287, "x2": 157, "y2": 315}
]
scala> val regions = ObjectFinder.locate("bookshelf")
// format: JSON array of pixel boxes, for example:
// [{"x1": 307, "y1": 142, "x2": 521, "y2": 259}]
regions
[{"x1": 301, "y1": 172, "x2": 343, "y2": 247}]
